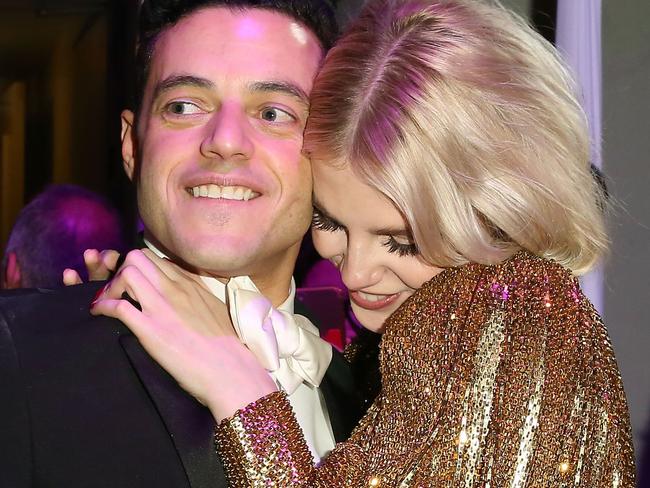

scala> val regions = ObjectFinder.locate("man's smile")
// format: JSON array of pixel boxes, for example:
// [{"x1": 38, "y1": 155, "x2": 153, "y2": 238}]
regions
[{"x1": 187, "y1": 184, "x2": 261, "y2": 201}]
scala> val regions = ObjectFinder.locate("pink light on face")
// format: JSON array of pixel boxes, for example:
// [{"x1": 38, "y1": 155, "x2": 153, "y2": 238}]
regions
[
  {"x1": 236, "y1": 17, "x2": 263, "y2": 40},
  {"x1": 290, "y1": 23, "x2": 309, "y2": 45},
  {"x1": 236, "y1": 17, "x2": 309, "y2": 46}
]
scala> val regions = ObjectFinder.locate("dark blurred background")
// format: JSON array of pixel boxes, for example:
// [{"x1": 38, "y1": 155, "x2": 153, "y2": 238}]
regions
[
  {"x1": 0, "y1": 0, "x2": 648, "y2": 480},
  {"x1": 0, "y1": 0, "x2": 139, "y2": 237}
]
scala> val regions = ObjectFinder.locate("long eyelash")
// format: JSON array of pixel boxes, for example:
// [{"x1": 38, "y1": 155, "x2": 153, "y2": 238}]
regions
[
  {"x1": 383, "y1": 236, "x2": 419, "y2": 257},
  {"x1": 311, "y1": 207, "x2": 342, "y2": 232}
]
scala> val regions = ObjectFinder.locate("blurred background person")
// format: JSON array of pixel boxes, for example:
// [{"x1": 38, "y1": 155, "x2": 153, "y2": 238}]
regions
[{"x1": 1, "y1": 183, "x2": 126, "y2": 289}]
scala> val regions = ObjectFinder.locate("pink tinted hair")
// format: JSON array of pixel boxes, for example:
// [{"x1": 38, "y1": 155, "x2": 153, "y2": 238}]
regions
[{"x1": 304, "y1": 0, "x2": 607, "y2": 274}]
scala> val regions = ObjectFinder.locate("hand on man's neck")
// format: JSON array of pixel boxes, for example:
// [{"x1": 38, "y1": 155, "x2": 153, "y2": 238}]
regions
[{"x1": 142, "y1": 235, "x2": 294, "y2": 307}]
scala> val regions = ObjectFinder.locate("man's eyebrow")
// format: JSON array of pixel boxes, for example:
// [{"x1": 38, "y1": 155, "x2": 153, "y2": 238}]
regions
[
  {"x1": 248, "y1": 81, "x2": 310, "y2": 108},
  {"x1": 153, "y1": 75, "x2": 215, "y2": 99}
]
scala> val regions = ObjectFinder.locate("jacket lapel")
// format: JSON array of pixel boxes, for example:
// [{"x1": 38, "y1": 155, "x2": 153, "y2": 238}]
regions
[
  {"x1": 119, "y1": 335, "x2": 227, "y2": 488},
  {"x1": 294, "y1": 299, "x2": 361, "y2": 442},
  {"x1": 319, "y1": 350, "x2": 361, "y2": 442}
]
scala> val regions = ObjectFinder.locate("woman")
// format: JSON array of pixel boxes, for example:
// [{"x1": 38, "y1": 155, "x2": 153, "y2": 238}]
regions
[{"x1": 90, "y1": 0, "x2": 635, "y2": 485}]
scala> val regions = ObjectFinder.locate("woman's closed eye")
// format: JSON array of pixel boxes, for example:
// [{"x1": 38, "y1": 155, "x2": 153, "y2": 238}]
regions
[
  {"x1": 311, "y1": 206, "x2": 343, "y2": 232},
  {"x1": 382, "y1": 235, "x2": 419, "y2": 256}
]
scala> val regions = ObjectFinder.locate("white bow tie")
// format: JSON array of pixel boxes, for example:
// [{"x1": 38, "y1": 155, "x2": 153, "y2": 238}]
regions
[{"x1": 205, "y1": 276, "x2": 332, "y2": 395}]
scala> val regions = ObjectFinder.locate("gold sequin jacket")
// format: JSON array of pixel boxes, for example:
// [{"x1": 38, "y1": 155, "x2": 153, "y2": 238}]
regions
[{"x1": 216, "y1": 252, "x2": 636, "y2": 487}]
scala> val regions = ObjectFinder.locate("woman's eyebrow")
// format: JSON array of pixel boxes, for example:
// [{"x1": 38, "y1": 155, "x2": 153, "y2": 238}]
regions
[{"x1": 371, "y1": 227, "x2": 411, "y2": 237}]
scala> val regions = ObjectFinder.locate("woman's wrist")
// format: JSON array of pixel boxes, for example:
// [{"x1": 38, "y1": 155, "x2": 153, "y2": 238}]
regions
[{"x1": 207, "y1": 371, "x2": 278, "y2": 422}]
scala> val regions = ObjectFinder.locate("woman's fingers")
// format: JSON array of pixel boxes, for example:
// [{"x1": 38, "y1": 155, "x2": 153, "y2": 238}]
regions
[
  {"x1": 140, "y1": 249, "x2": 181, "y2": 277},
  {"x1": 120, "y1": 249, "x2": 163, "y2": 278},
  {"x1": 96, "y1": 254, "x2": 235, "y2": 340},
  {"x1": 139, "y1": 249, "x2": 208, "y2": 290},
  {"x1": 119, "y1": 249, "x2": 184, "y2": 297},
  {"x1": 83, "y1": 249, "x2": 110, "y2": 281},
  {"x1": 93, "y1": 262, "x2": 164, "y2": 314},
  {"x1": 89, "y1": 296, "x2": 144, "y2": 327},
  {"x1": 63, "y1": 249, "x2": 122, "y2": 286},
  {"x1": 62, "y1": 268, "x2": 82, "y2": 286},
  {"x1": 136, "y1": 251, "x2": 234, "y2": 334},
  {"x1": 96, "y1": 250, "x2": 121, "y2": 278},
  {"x1": 90, "y1": 265, "x2": 177, "y2": 349},
  {"x1": 93, "y1": 249, "x2": 172, "y2": 304}
]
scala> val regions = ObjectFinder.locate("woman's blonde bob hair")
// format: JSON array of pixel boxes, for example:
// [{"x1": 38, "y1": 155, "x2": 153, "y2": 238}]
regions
[{"x1": 304, "y1": 0, "x2": 607, "y2": 275}]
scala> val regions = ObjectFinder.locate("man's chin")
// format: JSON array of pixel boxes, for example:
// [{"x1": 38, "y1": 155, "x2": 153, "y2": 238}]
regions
[{"x1": 170, "y1": 242, "x2": 259, "y2": 277}]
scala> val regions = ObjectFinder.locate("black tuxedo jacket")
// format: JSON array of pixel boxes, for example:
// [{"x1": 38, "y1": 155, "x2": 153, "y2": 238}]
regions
[{"x1": 0, "y1": 282, "x2": 360, "y2": 488}]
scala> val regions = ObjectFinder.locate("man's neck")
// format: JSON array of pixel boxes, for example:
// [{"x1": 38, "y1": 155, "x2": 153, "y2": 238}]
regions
[
  {"x1": 142, "y1": 236, "x2": 293, "y2": 307},
  {"x1": 244, "y1": 272, "x2": 293, "y2": 308}
]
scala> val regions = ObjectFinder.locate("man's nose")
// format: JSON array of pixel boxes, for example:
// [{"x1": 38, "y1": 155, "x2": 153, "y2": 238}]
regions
[
  {"x1": 339, "y1": 243, "x2": 383, "y2": 291},
  {"x1": 200, "y1": 103, "x2": 254, "y2": 162}
]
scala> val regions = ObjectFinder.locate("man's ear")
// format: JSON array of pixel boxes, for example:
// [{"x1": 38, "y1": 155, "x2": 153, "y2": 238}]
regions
[
  {"x1": 121, "y1": 109, "x2": 137, "y2": 181},
  {"x1": 4, "y1": 252, "x2": 22, "y2": 289}
]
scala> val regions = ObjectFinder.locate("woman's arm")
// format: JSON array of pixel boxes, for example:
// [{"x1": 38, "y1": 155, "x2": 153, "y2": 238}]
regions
[
  {"x1": 216, "y1": 391, "x2": 370, "y2": 487},
  {"x1": 476, "y1": 259, "x2": 636, "y2": 487}
]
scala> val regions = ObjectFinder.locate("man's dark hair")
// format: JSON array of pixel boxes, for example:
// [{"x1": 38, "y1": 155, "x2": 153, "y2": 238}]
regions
[
  {"x1": 134, "y1": 0, "x2": 339, "y2": 114},
  {"x1": 1, "y1": 184, "x2": 127, "y2": 288}
]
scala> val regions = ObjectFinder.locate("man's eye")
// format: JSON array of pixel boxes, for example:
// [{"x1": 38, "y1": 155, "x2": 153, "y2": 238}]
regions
[
  {"x1": 260, "y1": 107, "x2": 295, "y2": 123},
  {"x1": 165, "y1": 101, "x2": 203, "y2": 115}
]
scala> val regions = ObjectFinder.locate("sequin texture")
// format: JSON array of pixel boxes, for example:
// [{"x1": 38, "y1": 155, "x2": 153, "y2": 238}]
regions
[{"x1": 216, "y1": 252, "x2": 636, "y2": 487}]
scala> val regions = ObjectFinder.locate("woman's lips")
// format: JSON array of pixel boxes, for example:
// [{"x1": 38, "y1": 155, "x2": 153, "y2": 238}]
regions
[{"x1": 349, "y1": 290, "x2": 400, "y2": 310}]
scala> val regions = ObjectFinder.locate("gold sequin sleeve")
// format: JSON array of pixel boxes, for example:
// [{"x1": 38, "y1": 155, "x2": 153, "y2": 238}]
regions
[
  {"x1": 215, "y1": 253, "x2": 636, "y2": 487},
  {"x1": 215, "y1": 391, "x2": 370, "y2": 487}
]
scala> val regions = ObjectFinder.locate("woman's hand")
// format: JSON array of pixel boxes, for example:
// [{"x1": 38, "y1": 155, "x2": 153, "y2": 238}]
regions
[
  {"x1": 89, "y1": 249, "x2": 277, "y2": 421},
  {"x1": 62, "y1": 249, "x2": 120, "y2": 285}
]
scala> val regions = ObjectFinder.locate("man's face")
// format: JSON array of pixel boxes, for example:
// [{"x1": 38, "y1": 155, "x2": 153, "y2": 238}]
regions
[{"x1": 121, "y1": 7, "x2": 322, "y2": 299}]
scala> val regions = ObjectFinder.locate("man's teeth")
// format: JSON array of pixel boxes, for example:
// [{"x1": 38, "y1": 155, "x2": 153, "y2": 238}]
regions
[
  {"x1": 190, "y1": 185, "x2": 259, "y2": 201},
  {"x1": 358, "y1": 291, "x2": 390, "y2": 302}
]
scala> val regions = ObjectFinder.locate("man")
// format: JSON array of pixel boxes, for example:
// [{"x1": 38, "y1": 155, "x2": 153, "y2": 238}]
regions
[
  {"x1": 1, "y1": 184, "x2": 126, "y2": 289},
  {"x1": 0, "y1": 2, "x2": 358, "y2": 487}
]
